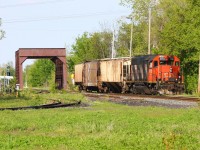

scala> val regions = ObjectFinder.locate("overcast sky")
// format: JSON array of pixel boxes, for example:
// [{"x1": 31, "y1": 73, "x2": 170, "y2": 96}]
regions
[{"x1": 0, "y1": 0, "x2": 131, "y2": 67}]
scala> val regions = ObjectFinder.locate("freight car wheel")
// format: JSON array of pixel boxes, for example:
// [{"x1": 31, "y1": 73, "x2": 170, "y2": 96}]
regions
[
  {"x1": 78, "y1": 85, "x2": 83, "y2": 92},
  {"x1": 103, "y1": 87, "x2": 109, "y2": 93}
]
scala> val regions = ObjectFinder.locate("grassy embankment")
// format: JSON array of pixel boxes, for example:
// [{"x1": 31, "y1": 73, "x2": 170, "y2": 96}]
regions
[{"x1": 0, "y1": 91, "x2": 199, "y2": 149}]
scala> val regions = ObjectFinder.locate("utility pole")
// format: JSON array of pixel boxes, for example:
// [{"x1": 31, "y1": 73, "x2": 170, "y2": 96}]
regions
[
  {"x1": 111, "y1": 27, "x2": 115, "y2": 59},
  {"x1": 148, "y1": 6, "x2": 151, "y2": 55},
  {"x1": 3, "y1": 67, "x2": 6, "y2": 91},
  {"x1": 126, "y1": 15, "x2": 134, "y2": 57},
  {"x1": 198, "y1": 55, "x2": 200, "y2": 93},
  {"x1": 130, "y1": 17, "x2": 133, "y2": 58}
]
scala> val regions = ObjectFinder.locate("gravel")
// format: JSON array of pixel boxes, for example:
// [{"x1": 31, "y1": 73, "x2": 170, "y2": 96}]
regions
[
  {"x1": 143, "y1": 98, "x2": 198, "y2": 108},
  {"x1": 86, "y1": 94, "x2": 199, "y2": 109}
]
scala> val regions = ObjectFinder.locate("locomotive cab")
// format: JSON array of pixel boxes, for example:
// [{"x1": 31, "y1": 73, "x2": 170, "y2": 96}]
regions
[
  {"x1": 148, "y1": 55, "x2": 184, "y2": 94},
  {"x1": 149, "y1": 55, "x2": 182, "y2": 83}
]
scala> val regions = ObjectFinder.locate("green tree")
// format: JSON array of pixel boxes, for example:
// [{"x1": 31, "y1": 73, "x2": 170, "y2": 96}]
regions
[
  {"x1": 26, "y1": 59, "x2": 55, "y2": 87},
  {"x1": 70, "y1": 31, "x2": 112, "y2": 66},
  {"x1": 159, "y1": 0, "x2": 200, "y2": 93},
  {"x1": 120, "y1": 0, "x2": 159, "y2": 55},
  {"x1": 90, "y1": 31, "x2": 112, "y2": 58},
  {"x1": 0, "y1": 18, "x2": 5, "y2": 40},
  {"x1": 0, "y1": 62, "x2": 15, "y2": 76},
  {"x1": 116, "y1": 22, "x2": 130, "y2": 57},
  {"x1": 116, "y1": 21, "x2": 148, "y2": 57},
  {"x1": 71, "y1": 32, "x2": 92, "y2": 64}
]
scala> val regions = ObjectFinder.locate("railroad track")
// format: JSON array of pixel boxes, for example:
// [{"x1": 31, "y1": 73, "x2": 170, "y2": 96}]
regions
[
  {"x1": 83, "y1": 92, "x2": 200, "y2": 102},
  {"x1": 32, "y1": 88, "x2": 200, "y2": 102},
  {"x1": 83, "y1": 92, "x2": 199, "y2": 108}
]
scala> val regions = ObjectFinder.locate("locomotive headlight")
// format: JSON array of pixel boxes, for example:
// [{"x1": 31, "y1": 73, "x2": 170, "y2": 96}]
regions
[{"x1": 178, "y1": 76, "x2": 181, "y2": 79}]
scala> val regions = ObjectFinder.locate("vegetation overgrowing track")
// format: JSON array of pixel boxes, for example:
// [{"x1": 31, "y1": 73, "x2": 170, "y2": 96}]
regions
[
  {"x1": 83, "y1": 92, "x2": 199, "y2": 108},
  {"x1": 0, "y1": 100, "x2": 81, "y2": 111}
]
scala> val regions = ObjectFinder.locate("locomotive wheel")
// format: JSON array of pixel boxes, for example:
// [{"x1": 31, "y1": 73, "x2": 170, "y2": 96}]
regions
[
  {"x1": 131, "y1": 87, "x2": 137, "y2": 94},
  {"x1": 103, "y1": 87, "x2": 109, "y2": 93}
]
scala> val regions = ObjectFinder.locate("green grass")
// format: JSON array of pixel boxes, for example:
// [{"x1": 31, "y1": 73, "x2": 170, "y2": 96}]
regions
[
  {"x1": 0, "y1": 90, "x2": 84, "y2": 108},
  {"x1": 0, "y1": 92, "x2": 199, "y2": 149}
]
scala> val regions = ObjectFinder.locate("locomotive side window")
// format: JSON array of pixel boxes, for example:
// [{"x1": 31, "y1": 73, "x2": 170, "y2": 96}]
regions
[
  {"x1": 168, "y1": 56, "x2": 174, "y2": 65},
  {"x1": 168, "y1": 60, "x2": 174, "y2": 65},
  {"x1": 149, "y1": 61, "x2": 152, "y2": 68},
  {"x1": 154, "y1": 61, "x2": 158, "y2": 67},
  {"x1": 175, "y1": 61, "x2": 180, "y2": 66}
]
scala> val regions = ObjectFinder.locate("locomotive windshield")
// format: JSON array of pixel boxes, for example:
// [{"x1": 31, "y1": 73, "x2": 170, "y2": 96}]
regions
[
  {"x1": 160, "y1": 60, "x2": 174, "y2": 65},
  {"x1": 160, "y1": 60, "x2": 167, "y2": 65},
  {"x1": 168, "y1": 59, "x2": 174, "y2": 65},
  {"x1": 159, "y1": 56, "x2": 174, "y2": 65}
]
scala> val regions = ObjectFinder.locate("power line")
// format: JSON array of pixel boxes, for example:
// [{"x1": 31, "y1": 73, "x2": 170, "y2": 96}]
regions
[
  {"x1": 3, "y1": 11, "x2": 129, "y2": 24},
  {"x1": 0, "y1": 0, "x2": 72, "y2": 8}
]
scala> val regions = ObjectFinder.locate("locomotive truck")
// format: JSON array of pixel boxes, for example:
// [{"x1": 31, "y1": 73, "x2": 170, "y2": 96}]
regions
[{"x1": 75, "y1": 55, "x2": 184, "y2": 94}]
